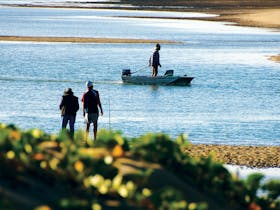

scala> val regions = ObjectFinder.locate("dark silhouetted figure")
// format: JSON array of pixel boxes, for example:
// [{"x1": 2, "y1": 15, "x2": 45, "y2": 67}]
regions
[
  {"x1": 59, "y1": 88, "x2": 79, "y2": 137},
  {"x1": 82, "y1": 81, "x2": 103, "y2": 141},
  {"x1": 149, "y1": 43, "x2": 161, "y2": 77}
]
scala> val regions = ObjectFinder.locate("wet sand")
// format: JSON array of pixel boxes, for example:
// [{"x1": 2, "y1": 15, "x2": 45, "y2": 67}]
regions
[{"x1": 185, "y1": 144, "x2": 280, "y2": 168}]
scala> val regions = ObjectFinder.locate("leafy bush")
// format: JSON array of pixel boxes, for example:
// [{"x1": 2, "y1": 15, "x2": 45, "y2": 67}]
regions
[{"x1": 0, "y1": 123, "x2": 279, "y2": 210}]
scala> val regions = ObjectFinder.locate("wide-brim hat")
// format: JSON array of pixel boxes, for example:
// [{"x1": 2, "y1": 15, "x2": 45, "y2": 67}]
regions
[{"x1": 64, "y1": 88, "x2": 73, "y2": 95}]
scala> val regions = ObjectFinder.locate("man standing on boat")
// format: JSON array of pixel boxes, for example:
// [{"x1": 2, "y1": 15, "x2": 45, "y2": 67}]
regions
[
  {"x1": 149, "y1": 43, "x2": 161, "y2": 77},
  {"x1": 82, "y1": 81, "x2": 103, "y2": 141}
]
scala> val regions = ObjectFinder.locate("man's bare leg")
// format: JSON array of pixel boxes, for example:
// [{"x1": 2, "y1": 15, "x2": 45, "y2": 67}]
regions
[
  {"x1": 93, "y1": 120, "x2": 98, "y2": 141},
  {"x1": 84, "y1": 123, "x2": 90, "y2": 143}
]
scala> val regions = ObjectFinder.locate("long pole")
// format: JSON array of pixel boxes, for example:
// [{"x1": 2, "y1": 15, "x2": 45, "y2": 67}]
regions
[{"x1": 108, "y1": 95, "x2": 111, "y2": 130}]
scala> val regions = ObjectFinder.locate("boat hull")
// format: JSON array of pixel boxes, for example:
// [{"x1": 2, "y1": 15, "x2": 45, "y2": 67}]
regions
[{"x1": 122, "y1": 75, "x2": 194, "y2": 86}]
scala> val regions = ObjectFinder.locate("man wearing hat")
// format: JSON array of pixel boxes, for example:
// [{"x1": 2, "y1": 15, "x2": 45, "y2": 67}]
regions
[
  {"x1": 149, "y1": 43, "x2": 161, "y2": 77},
  {"x1": 82, "y1": 81, "x2": 103, "y2": 141},
  {"x1": 59, "y1": 88, "x2": 79, "y2": 137}
]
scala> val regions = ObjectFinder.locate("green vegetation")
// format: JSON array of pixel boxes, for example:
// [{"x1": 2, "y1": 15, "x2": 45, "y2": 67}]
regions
[{"x1": 0, "y1": 123, "x2": 280, "y2": 210}]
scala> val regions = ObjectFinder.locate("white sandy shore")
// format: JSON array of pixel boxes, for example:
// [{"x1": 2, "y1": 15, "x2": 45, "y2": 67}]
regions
[{"x1": 226, "y1": 165, "x2": 280, "y2": 181}]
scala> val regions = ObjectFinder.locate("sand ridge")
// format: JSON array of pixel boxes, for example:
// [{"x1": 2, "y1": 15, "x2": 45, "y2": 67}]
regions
[{"x1": 0, "y1": 35, "x2": 177, "y2": 44}]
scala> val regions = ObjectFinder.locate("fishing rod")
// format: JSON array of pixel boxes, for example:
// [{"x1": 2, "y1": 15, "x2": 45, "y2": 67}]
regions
[{"x1": 108, "y1": 88, "x2": 111, "y2": 130}]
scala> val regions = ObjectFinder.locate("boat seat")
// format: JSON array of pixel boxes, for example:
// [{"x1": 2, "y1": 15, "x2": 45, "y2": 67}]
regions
[{"x1": 164, "y1": 70, "x2": 174, "y2": 76}]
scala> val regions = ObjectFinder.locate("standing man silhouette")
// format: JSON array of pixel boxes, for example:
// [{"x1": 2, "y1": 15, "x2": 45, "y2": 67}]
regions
[
  {"x1": 82, "y1": 81, "x2": 103, "y2": 141},
  {"x1": 59, "y1": 88, "x2": 79, "y2": 137},
  {"x1": 149, "y1": 43, "x2": 161, "y2": 77}
]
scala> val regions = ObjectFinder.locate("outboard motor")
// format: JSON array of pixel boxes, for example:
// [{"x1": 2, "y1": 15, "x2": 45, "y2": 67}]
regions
[
  {"x1": 122, "y1": 69, "x2": 131, "y2": 76},
  {"x1": 164, "y1": 70, "x2": 174, "y2": 76}
]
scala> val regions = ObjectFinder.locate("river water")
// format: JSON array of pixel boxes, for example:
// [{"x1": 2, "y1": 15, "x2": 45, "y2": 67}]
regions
[{"x1": 0, "y1": 6, "x2": 280, "y2": 145}]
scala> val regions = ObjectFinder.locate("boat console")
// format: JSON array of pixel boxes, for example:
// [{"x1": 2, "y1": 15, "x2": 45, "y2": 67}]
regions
[
  {"x1": 164, "y1": 70, "x2": 174, "y2": 76},
  {"x1": 122, "y1": 69, "x2": 131, "y2": 76}
]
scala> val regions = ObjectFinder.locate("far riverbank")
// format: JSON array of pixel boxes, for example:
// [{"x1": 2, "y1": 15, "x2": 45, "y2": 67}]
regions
[
  {"x1": 2, "y1": 0, "x2": 280, "y2": 62},
  {"x1": 122, "y1": 0, "x2": 280, "y2": 62}
]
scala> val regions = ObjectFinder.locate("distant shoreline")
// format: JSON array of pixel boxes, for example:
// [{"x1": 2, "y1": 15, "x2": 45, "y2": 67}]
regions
[
  {"x1": 1, "y1": 3, "x2": 280, "y2": 62},
  {"x1": 2, "y1": 2, "x2": 280, "y2": 29}
]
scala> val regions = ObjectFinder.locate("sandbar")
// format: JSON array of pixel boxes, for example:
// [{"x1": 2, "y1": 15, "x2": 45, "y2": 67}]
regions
[
  {"x1": 269, "y1": 54, "x2": 280, "y2": 63},
  {"x1": 0, "y1": 35, "x2": 177, "y2": 44}
]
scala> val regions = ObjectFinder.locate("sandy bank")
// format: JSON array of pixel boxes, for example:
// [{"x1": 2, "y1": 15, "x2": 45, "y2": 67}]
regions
[
  {"x1": 209, "y1": 9, "x2": 280, "y2": 30},
  {"x1": 0, "y1": 36, "x2": 177, "y2": 44},
  {"x1": 206, "y1": 9, "x2": 280, "y2": 63},
  {"x1": 269, "y1": 54, "x2": 280, "y2": 63},
  {"x1": 185, "y1": 144, "x2": 280, "y2": 168}
]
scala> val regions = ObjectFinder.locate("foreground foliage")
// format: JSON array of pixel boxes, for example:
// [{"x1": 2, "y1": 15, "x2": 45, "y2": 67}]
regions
[{"x1": 0, "y1": 123, "x2": 280, "y2": 210}]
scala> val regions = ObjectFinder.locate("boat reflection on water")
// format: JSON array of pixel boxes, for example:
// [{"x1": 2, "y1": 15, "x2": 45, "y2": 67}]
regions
[{"x1": 121, "y1": 69, "x2": 194, "y2": 86}]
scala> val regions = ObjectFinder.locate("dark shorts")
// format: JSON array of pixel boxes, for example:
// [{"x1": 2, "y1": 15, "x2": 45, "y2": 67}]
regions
[{"x1": 85, "y1": 113, "x2": 99, "y2": 124}]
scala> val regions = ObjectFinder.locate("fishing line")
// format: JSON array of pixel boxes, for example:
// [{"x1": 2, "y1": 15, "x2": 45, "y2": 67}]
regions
[
  {"x1": 131, "y1": 66, "x2": 148, "y2": 74},
  {"x1": 108, "y1": 87, "x2": 111, "y2": 130}
]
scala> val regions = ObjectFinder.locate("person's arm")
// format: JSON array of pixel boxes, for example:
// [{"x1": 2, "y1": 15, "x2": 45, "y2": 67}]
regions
[
  {"x1": 99, "y1": 103, "x2": 103, "y2": 116},
  {"x1": 96, "y1": 92, "x2": 103, "y2": 116},
  {"x1": 59, "y1": 97, "x2": 64, "y2": 110},
  {"x1": 148, "y1": 55, "x2": 152, "y2": 66},
  {"x1": 75, "y1": 97, "x2": 79, "y2": 112},
  {"x1": 81, "y1": 93, "x2": 86, "y2": 116}
]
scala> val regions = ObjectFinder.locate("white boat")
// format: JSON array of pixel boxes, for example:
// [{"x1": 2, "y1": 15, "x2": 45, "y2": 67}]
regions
[{"x1": 121, "y1": 69, "x2": 194, "y2": 86}]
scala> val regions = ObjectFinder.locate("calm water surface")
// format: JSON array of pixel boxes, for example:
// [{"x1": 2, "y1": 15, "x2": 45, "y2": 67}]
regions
[{"x1": 0, "y1": 6, "x2": 280, "y2": 145}]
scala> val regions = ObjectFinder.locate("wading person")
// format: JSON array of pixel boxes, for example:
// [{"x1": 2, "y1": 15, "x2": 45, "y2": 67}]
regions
[
  {"x1": 149, "y1": 43, "x2": 161, "y2": 77},
  {"x1": 59, "y1": 88, "x2": 79, "y2": 137},
  {"x1": 82, "y1": 81, "x2": 103, "y2": 141}
]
